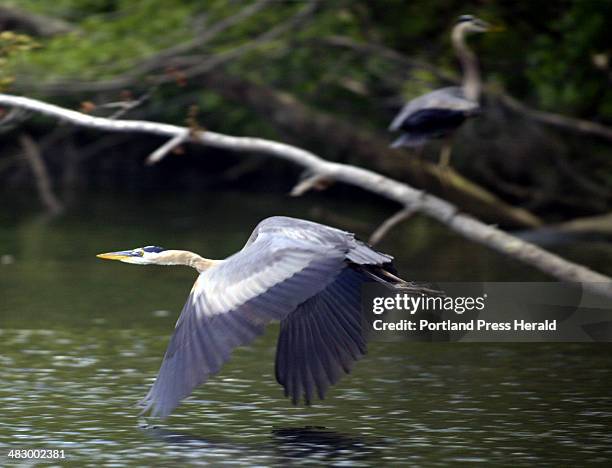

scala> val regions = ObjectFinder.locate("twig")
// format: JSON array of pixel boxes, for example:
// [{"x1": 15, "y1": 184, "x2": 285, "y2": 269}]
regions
[
  {"x1": 320, "y1": 35, "x2": 455, "y2": 82},
  {"x1": 146, "y1": 130, "x2": 189, "y2": 165},
  {"x1": 0, "y1": 6, "x2": 75, "y2": 37},
  {"x1": 18, "y1": 133, "x2": 63, "y2": 215},
  {"x1": 108, "y1": 88, "x2": 157, "y2": 119},
  {"x1": 290, "y1": 174, "x2": 332, "y2": 196},
  {"x1": 1, "y1": 93, "x2": 612, "y2": 299},
  {"x1": 138, "y1": 0, "x2": 273, "y2": 66},
  {"x1": 496, "y1": 93, "x2": 612, "y2": 143},
  {"x1": 369, "y1": 207, "x2": 418, "y2": 245},
  {"x1": 0, "y1": 107, "x2": 31, "y2": 133},
  {"x1": 172, "y1": 1, "x2": 318, "y2": 82}
]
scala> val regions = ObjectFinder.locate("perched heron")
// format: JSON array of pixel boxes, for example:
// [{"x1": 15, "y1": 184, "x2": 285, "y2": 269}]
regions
[
  {"x1": 389, "y1": 15, "x2": 493, "y2": 167},
  {"x1": 97, "y1": 216, "x2": 426, "y2": 418}
]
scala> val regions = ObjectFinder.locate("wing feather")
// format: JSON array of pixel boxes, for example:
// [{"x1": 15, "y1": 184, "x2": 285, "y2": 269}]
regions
[
  {"x1": 299, "y1": 317, "x2": 315, "y2": 405},
  {"x1": 308, "y1": 310, "x2": 342, "y2": 388},
  {"x1": 275, "y1": 268, "x2": 369, "y2": 405},
  {"x1": 302, "y1": 314, "x2": 326, "y2": 401}
]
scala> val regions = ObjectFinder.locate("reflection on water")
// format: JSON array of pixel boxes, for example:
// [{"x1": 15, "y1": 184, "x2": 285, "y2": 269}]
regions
[
  {"x1": 142, "y1": 425, "x2": 381, "y2": 466},
  {"x1": 1, "y1": 193, "x2": 612, "y2": 465}
]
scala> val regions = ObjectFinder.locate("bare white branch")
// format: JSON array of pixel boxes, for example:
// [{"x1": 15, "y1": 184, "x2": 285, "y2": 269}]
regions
[
  {"x1": 146, "y1": 130, "x2": 190, "y2": 165},
  {"x1": 369, "y1": 207, "x2": 418, "y2": 246},
  {"x1": 1, "y1": 93, "x2": 612, "y2": 298},
  {"x1": 290, "y1": 174, "x2": 332, "y2": 197}
]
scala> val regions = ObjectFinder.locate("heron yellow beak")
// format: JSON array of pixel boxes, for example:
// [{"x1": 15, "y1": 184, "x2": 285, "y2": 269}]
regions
[
  {"x1": 96, "y1": 251, "x2": 132, "y2": 261},
  {"x1": 488, "y1": 24, "x2": 505, "y2": 32}
]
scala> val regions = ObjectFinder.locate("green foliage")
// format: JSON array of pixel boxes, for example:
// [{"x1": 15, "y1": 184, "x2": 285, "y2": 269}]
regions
[
  {"x1": 8, "y1": 0, "x2": 201, "y2": 79},
  {"x1": 4, "y1": 0, "x2": 611, "y2": 125},
  {"x1": 526, "y1": 1, "x2": 612, "y2": 118},
  {"x1": 0, "y1": 31, "x2": 38, "y2": 90}
]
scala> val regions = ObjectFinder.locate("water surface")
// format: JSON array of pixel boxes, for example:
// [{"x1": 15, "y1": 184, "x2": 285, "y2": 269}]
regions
[{"x1": 1, "y1": 193, "x2": 611, "y2": 466}]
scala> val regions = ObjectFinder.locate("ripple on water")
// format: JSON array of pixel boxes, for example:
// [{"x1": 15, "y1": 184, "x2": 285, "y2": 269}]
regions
[{"x1": 1, "y1": 329, "x2": 611, "y2": 465}]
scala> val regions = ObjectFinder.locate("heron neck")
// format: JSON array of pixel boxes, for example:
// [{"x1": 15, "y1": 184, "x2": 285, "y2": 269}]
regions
[
  {"x1": 452, "y1": 25, "x2": 481, "y2": 102},
  {"x1": 157, "y1": 250, "x2": 220, "y2": 273}
]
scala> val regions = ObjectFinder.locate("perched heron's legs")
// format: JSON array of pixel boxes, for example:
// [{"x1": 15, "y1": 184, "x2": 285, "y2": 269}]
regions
[
  {"x1": 438, "y1": 135, "x2": 454, "y2": 168},
  {"x1": 436, "y1": 135, "x2": 456, "y2": 191}
]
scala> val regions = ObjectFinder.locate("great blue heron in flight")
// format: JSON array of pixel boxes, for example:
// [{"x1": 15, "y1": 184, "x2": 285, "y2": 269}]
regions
[
  {"x1": 389, "y1": 15, "x2": 494, "y2": 167},
  {"x1": 97, "y1": 216, "x2": 425, "y2": 418}
]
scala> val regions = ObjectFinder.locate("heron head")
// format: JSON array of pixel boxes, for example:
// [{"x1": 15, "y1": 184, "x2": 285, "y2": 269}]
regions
[
  {"x1": 96, "y1": 245, "x2": 167, "y2": 265},
  {"x1": 455, "y1": 15, "x2": 493, "y2": 34}
]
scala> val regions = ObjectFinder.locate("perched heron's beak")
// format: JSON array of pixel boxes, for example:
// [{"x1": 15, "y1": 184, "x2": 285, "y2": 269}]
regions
[
  {"x1": 96, "y1": 250, "x2": 139, "y2": 261},
  {"x1": 473, "y1": 19, "x2": 503, "y2": 33},
  {"x1": 483, "y1": 21, "x2": 506, "y2": 32}
]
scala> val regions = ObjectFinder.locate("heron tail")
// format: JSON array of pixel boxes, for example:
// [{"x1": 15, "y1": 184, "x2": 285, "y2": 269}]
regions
[
  {"x1": 355, "y1": 264, "x2": 444, "y2": 296},
  {"x1": 390, "y1": 133, "x2": 429, "y2": 148}
]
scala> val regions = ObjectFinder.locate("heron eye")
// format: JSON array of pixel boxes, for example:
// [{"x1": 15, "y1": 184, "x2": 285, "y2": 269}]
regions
[{"x1": 136, "y1": 249, "x2": 145, "y2": 257}]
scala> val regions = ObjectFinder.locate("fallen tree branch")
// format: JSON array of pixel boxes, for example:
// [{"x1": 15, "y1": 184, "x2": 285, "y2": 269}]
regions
[
  {"x1": 192, "y1": 70, "x2": 540, "y2": 228},
  {"x1": 5, "y1": 10, "x2": 542, "y2": 227},
  {"x1": 520, "y1": 212, "x2": 612, "y2": 244},
  {"x1": 19, "y1": 68, "x2": 541, "y2": 227},
  {"x1": 1, "y1": 93, "x2": 612, "y2": 298}
]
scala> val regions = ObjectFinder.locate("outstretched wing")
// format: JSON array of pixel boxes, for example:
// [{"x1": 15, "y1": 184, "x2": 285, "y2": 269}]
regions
[
  {"x1": 275, "y1": 268, "x2": 368, "y2": 404},
  {"x1": 140, "y1": 230, "x2": 347, "y2": 418},
  {"x1": 246, "y1": 217, "x2": 399, "y2": 404}
]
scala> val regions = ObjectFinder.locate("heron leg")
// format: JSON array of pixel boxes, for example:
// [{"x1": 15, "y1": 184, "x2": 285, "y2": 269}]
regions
[
  {"x1": 438, "y1": 137, "x2": 453, "y2": 168},
  {"x1": 436, "y1": 135, "x2": 456, "y2": 191}
]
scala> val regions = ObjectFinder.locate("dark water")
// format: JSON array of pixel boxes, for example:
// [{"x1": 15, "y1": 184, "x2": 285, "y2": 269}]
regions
[{"x1": 1, "y1": 193, "x2": 612, "y2": 466}]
